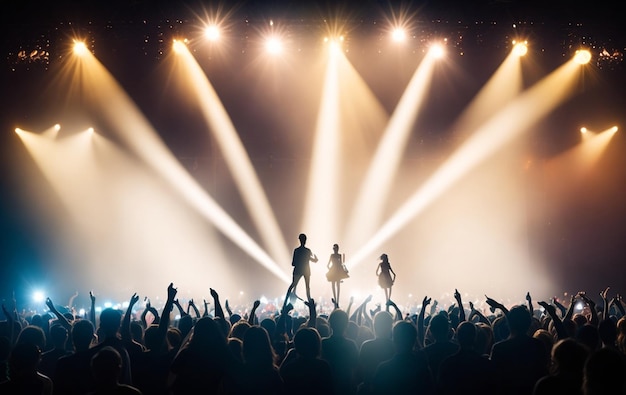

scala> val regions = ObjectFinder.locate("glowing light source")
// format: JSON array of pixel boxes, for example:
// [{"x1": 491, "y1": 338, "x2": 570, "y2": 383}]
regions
[
  {"x1": 430, "y1": 43, "x2": 445, "y2": 58},
  {"x1": 392, "y1": 28, "x2": 407, "y2": 42},
  {"x1": 574, "y1": 49, "x2": 591, "y2": 65},
  {"x1": 73, "y1": 41, "x2": 88, "y2": 56},
  {"x1": 512, "y1": 41, "x2": 528, "y2": 57},
  {"x1": 172, "y1": 39, "x2": 188, "y2": 54},
  {"x1": 610, "y1": 126, "x2": 618, "y2": 133},
  {"x1": 204, "y1": 25, "x2": 220, "y2": 41},
  {"x1": 265, "y1": 37, "x2": 283, "y2": 54},
  {"x1": 15, "y1": 128, "x2": 23, "y2": 134},
  {"x1": 33, "y1": 291, "x2": 45, "y2": 303},
  {"x1": 580, "y1": 127, "x2": 588, "y2": 134}
]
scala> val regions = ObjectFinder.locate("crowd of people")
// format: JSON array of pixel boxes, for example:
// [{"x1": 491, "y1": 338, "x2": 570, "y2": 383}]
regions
[{"x1": 1, "y1": 278, "x2": 626, "y2": 394}]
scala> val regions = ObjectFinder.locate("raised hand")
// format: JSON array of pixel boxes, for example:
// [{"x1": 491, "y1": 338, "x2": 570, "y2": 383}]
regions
[
  {"x1": 167, "y1": 283, "x2": 177, "y2": 301},
  {"x1": 129, "y1": 293, "x2": 140, "y2": 307},
  {"x1": 89, "y1": 291, "x2": 96, "y2": 304},
  {"x1": 210, "y1": 288, "x2": 219, "y2": 299},
  {"x1": 422, "y1": 296, "x2": 432, "y2": 307},
  {"x1": 526, "y1": 292, "x2": 532, "y2": 302},
  {"x1": 46, "y1": 297, "x2": 55, "y2": 311},
  {"x1": 253, "y1": 300, "x2": 261, "y2": 309},
  {"x1": 454, "y1": 289, "x2": 462, "y2": 302}
]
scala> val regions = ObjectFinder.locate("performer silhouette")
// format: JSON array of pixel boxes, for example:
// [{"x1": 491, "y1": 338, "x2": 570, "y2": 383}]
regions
[
  {"x1": 283, "y1": 233, "x2": 318, "y2": 307},
  {"x1": 326, "y1": 244, "x2": 349, "y2": 309},
  {"x1": 376, "y1": 253, "x2": 396, "y2": 306}
]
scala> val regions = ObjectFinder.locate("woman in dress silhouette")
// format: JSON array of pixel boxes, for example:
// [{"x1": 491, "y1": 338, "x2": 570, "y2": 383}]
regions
[
  {"x1": 326, "y1": 244, "x2": 348, "y2": 309},
  {"x1": 376, "y1": 253, "x2": 396, "y2": 305}
]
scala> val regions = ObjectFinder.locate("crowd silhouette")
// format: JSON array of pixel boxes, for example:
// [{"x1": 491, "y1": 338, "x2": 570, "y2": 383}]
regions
[{"x1": 2, "y1": 279, "x2": 626, "y2": 394}]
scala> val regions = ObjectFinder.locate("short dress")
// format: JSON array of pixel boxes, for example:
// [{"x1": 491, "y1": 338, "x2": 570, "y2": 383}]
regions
[
  {"x1": 377, "y1": 261, "x2": 394, "y2": 288},
  {"x1": 326, "y1": 253, "x2": 349, "y2": 282}
]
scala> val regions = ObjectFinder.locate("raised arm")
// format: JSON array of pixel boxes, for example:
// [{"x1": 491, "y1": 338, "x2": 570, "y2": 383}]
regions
[
  {"x1": 45, "y1": 297, "x2": 72, "y2": 332},
  {"x1": 68, "y1": 291, "x2": 79, "y2": 312},
  {"x1": 600, "y1": 287, "x2": 610, "y2": 322},
  {"x1": 155, "y1": 283, "x2": 177, "y2": 351},
  {"x1": 417, "y1": 296, "x2": 431, "y2": 347},
  {"x1": 210, "y1": 288, "x2": 225, "y2": 320},
  {"x1": 89, "y1": 291, "x2": 97, "y2": 326},
  {"x1": 173, "y1": 299, "x2": 188, "y2": 318},
  {"x1": 305, "y1": 298, "x2": 317, "y2": 328},
  {"x1": 188, "y1": 299, "x2": 200, "y2": 319},
  {"x1": 538, "y1": 300, "x2": 567, "y2": 340},
  {"x1": 248, "y1": 300, "x2": 261, "y2": 326},
  {"x1": 610, "y1": 294, "x2": 625, "y2": 318},
  {"x1": 485, "y1": 295, "x2": 509, "y2": 316},
  {"x1": 454, "y1": 289, "x2": 466, "y2": 323},
  {"x1": 526, "y1": 292, "x2": 534, "y2": 317},
  {"x1": 202, "y1": 299, "x2": 210, "y2": 318},
  {"x1": 579, "y1": 292, "x2": 599, "y2": 327},
  {"x1": 468, "y1": 301, "x2": 491, "y2": 326},
  {"x1": 122, "y1": 293, "x2": 140, "y2": 342},
  {"x1": 386, "y1": 299, "x2": 403, "y2": 321}
]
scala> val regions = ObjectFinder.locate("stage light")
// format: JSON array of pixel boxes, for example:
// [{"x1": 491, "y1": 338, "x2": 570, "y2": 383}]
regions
[
  {"x1": 265, "y1": 37, "x2": 283, "y2": 54},
  {"x1": 15, "y1": 128, "x2": 23, "y2": 134},
  {"x1": 392, "y1": 28, "x2": 407, "y2": 42},
  {"x1": 172, "y1": 39, "x2": 188, "y2": 54},
  {"x1": 580, "y1": 127, "x2": 588, "y2": 134},
  {"x1": 204, "y1": 25, "x2": 220, "y2": 41},
  {"x1": 430, "y1": 43, "x2": 445, "y2": 58},
  {"x1": 73, "y1": 40, "x2": 88, "y2": 56},
  {"x1": 574, "y1": 49, "x2": 591, "y2": 65},
  {"x1": 32, "y1": 291, "x2": 45, "y2": 303},
  {"x1": 610, "y1": 126, "x2": 618, "y2": 133},
  {"x1": 512, "y1": 40, "x2": 528, "y2": 57},
  {"x1": 54, "y1": 124, "x2": 61, "y2": 131}
]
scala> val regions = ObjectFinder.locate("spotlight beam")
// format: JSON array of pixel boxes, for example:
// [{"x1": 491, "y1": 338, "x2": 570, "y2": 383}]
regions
[
  {"x1": 344, "y1": 48, "x2": 439, "y2": 250},
  {"x1": 348, "y1": 57, "x2": 586, "y2": 268},
  {"x1": 302, "y1": 43, "x2": 341, "y2": 249},
  {"x1": 174, "y1": 42, "x2": 291, "y2": 267},
  {"x1": 71, "y1": 48, "x2": 290, "y2": 284}
]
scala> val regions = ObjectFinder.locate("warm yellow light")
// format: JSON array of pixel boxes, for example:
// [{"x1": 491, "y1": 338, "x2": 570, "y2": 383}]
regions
[
  {"x1": 87, "y1": 127, "x2": 94, "y2": 134},
  {"x1": 15, "y1": 128, "x2": 23, "y2": 134},
  {"x1": 430, "y1": 43, "x2": 445, "y2": 58},
  {"x1": 580, "y1": 127, "x2": 588, "y2": 133},
  {"x1": 265, "y1": 37, "x2": 283, "y2": 54},
  {"x1": 54, "y1": 124, "x2": 61, "y2": 131},
  {"x1": 512, "y1": 41, "x2": 528, "y2": 57},
  {"x1": 392, "y1": 28, "x2": 407, "y2": 42},
  {"x1": 204, "y1": 25, "x2": 220, "y2": 41},
  {"x1": 172, "y1": 39, "x2": 187, "y2": 53},
  {"x1": 574, "y1": 49, "x2": 591, "y2": 65},
  {"x1": 73, "y1": 41, "x2": 88, "y2": 56},
  {"x1": 610, "y1": 126, "x2": 618, "y2": 133}
]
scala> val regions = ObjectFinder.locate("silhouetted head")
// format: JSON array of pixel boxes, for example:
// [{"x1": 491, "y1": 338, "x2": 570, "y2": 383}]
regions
[
  {"x1": 373, "y1": 311, "x2": 393, "y2": 338},
  {"x1": 456, "y1": 321, "x2": 477, "y2": 349},
  {"x1": 229, "y1": 320, "x2": 251, "y2": 341},
  {"x1": 299, "y1": 233, "x2": 307, "y2": 244},
  {"x1": 72, "y1": 319, "x2": 95, "y2": 351},
  {"x1": 551, "y1": 338, "x2": 588, "y2": 377},
  {"x1": 428, "y1": 313, "x2": 450, "y2": 342},
  {"x1": 392, "y1": 321, "x2": 417, "y2": 352},
  {"x1": 333, "y1": 244, "x2": 339, "y2": 252},
  {"x1": 380, "y1": 253, "x2": 388, "y2": 261},
  {"x1": 16, "y1": 325, "x2": 46, "y2": 351},
  {"x1": 8, "y1": 342, "x2": 41, "y2": 378},
  {"x1": 191, "y1": 317, "x2": 227, "y2": 351},
  {"x1": 91, "y1": 346, "x2": 122, "y2": 385},
  {"x1": 293, "y1": 327, "x2": 321, "y2": 359},
  {"x1": 598, "y1": 319, "x2": 617, "y2": 347},
  {"x1": 49, "y1": 323, "x2": 68, "y2": 349},
  {"x1": 328, "y1": 309, "x2": 349, "y2": 336},
  {"x1": 506, "y1": 305, "x2": 531, "y2": 336},
  {"x1": 99, "y1": 308, "x2": 122, "y2": 338},
  {"x1": 583, "y1": 347, "x2": 625, "y2": 395},
  {"x1": 260, "y1": 318, "x2": 276, "y2": 339},
  {"x1": 577, "y1": 324, "x2": 600, "y2": 352},
  {"x1": 243, "y1": 326, "x2": 276, "y2": 367}
]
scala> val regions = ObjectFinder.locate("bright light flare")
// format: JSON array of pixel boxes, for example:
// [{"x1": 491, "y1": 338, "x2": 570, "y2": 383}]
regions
[
  {"x1": 33, "y1": 291, "x2": 45, "y2": 303},
  {"x1": 392, "y1": 28, "x2": 407, "y2": 42},
  {"x1": 430, "y1": 43, "x2": 445, "y2": 58},
  {"x1": 574, "y1": 49, "x2": 592, "y2": 65},
  {"x1": 265, "y1": 37, "x2": 283, "y2": 54},
  {"x1": 204, "y1": 25, "x2": 220, "y2": 41},
  {"x1": 512, "y1": 41, "x2": 528, "y2": 57},
  {"x1": 172, "y1": 39, "x2": 189, "y2": 54},
  {"x1": 73, "y1": 41, "x2": 88, "y2": 56}
]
